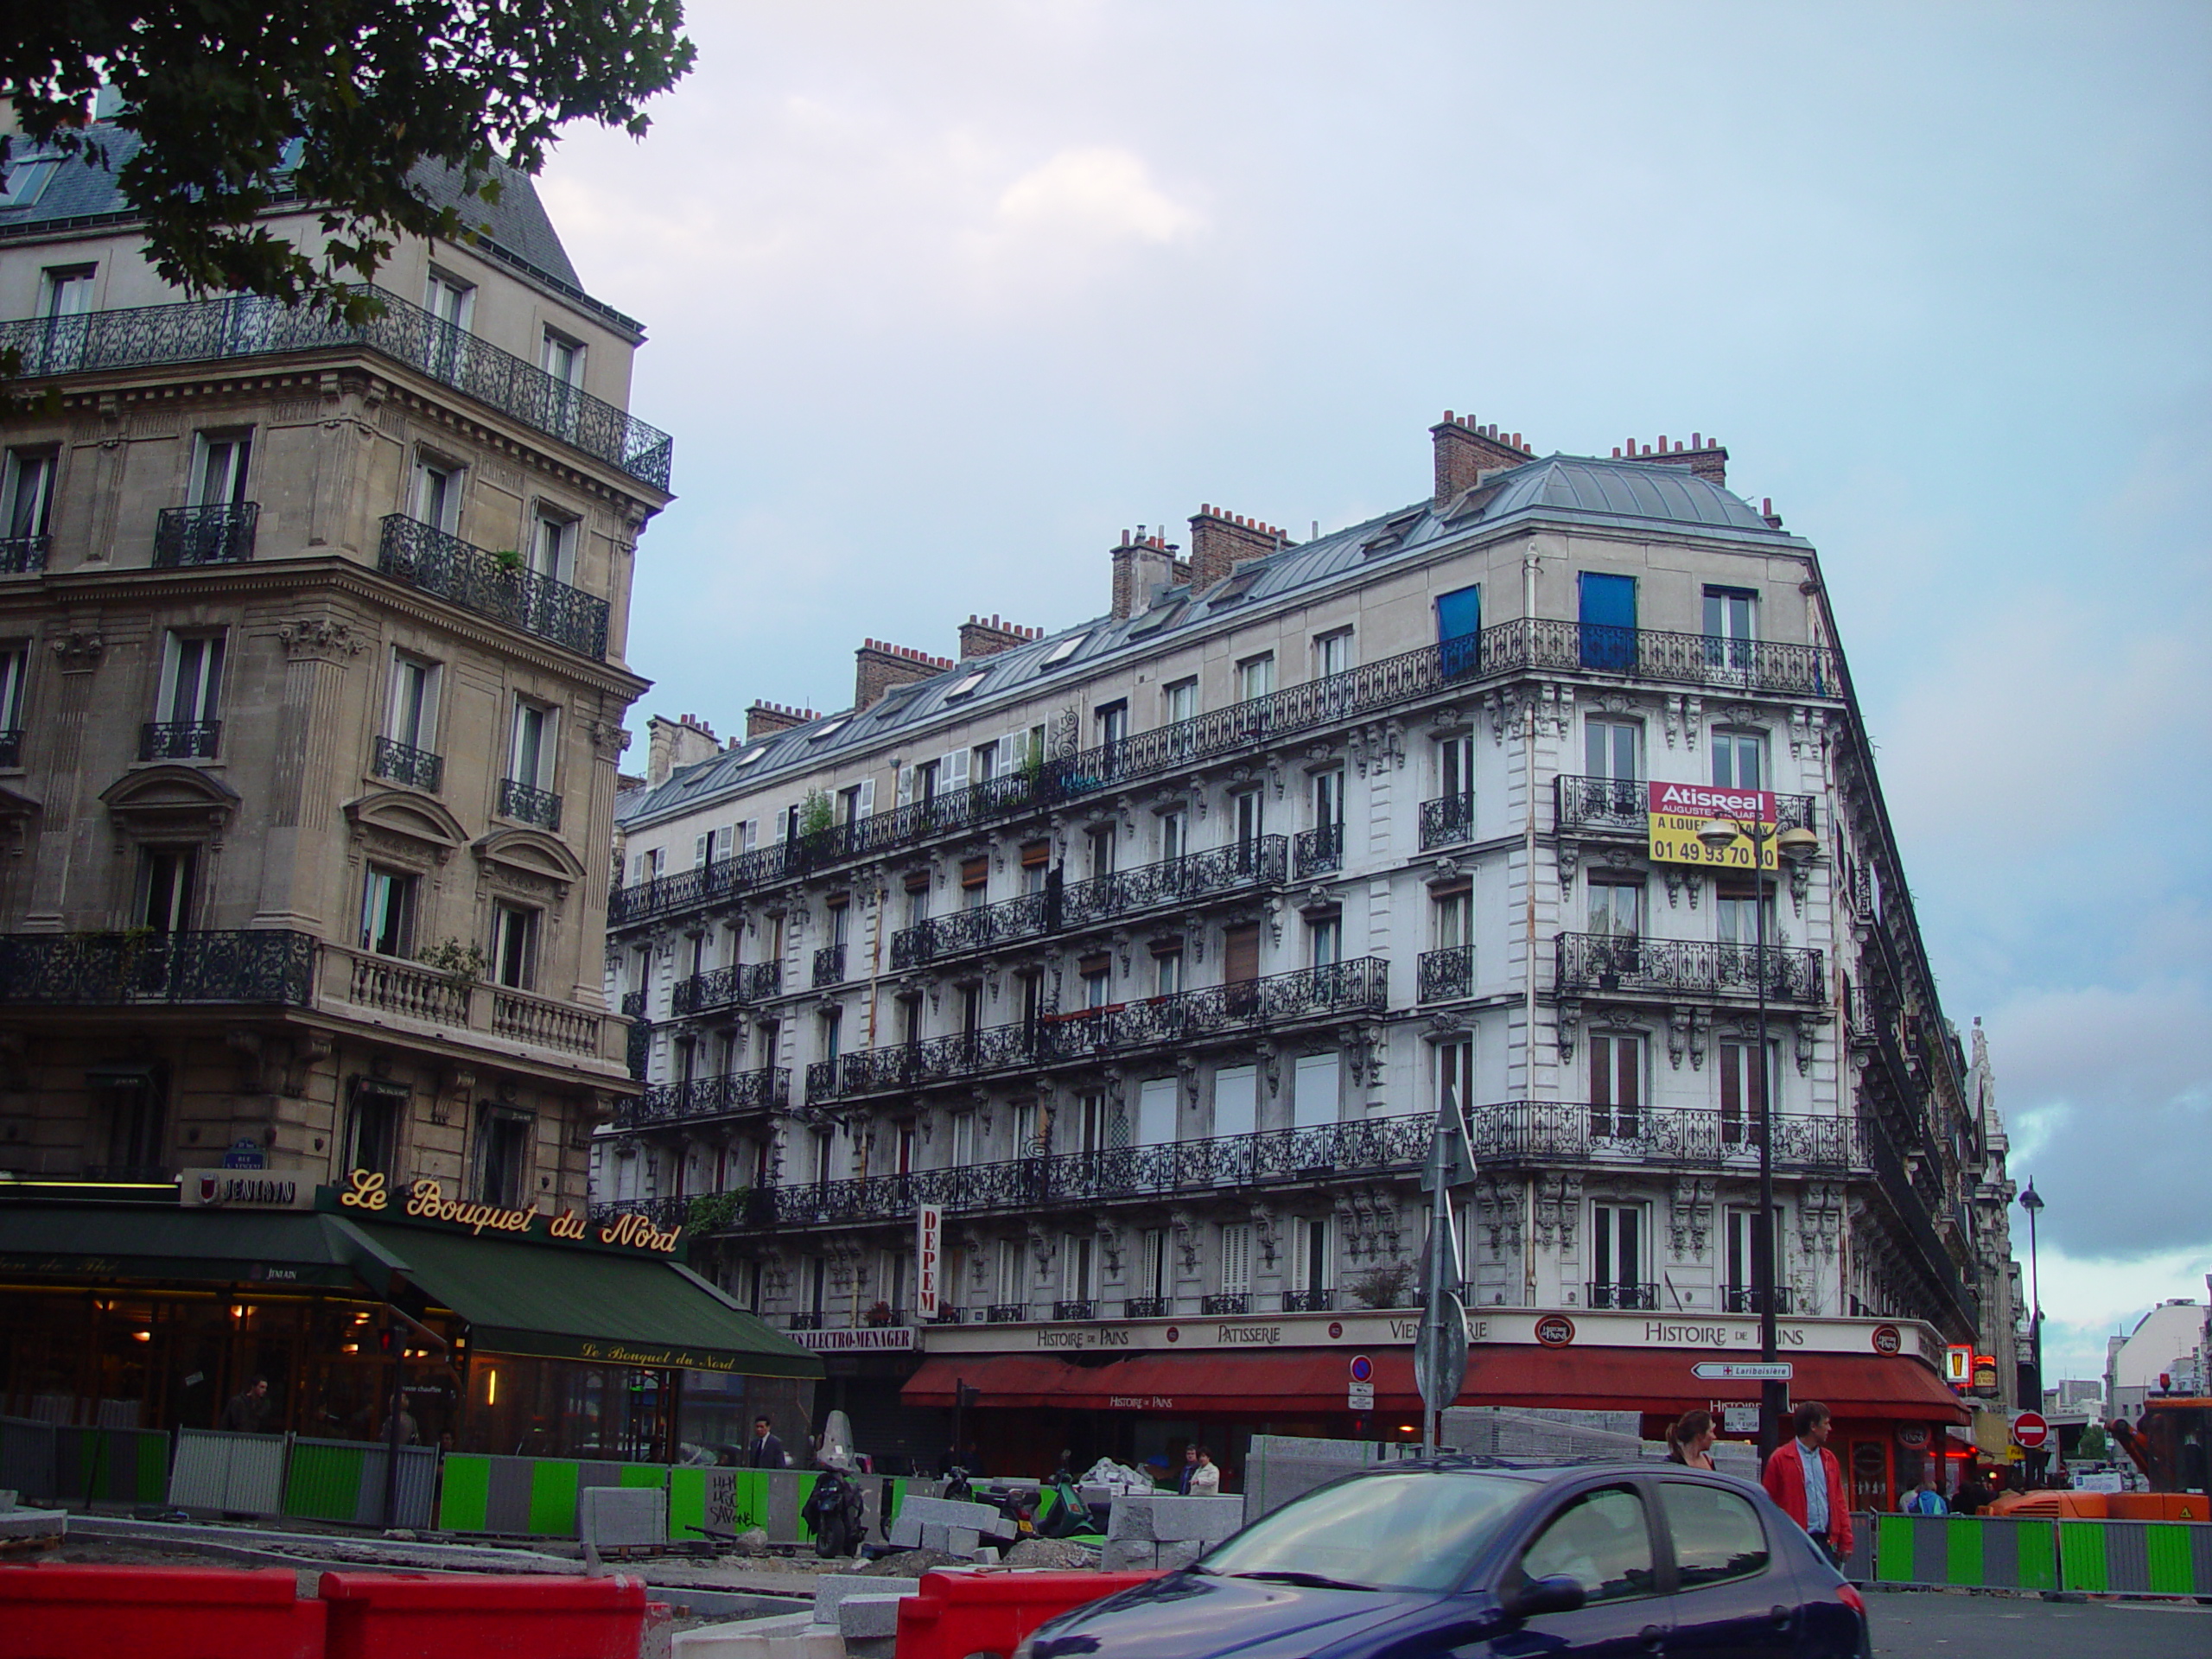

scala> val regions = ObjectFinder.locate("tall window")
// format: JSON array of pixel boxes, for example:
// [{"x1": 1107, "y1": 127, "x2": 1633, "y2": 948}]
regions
[
  {"x1": 191, "y1": 430, "x2": 251, "y2": 506},
  {"x1": 43, "y1": 264, "x2": 98, "y2": 317},
  {"x1": 1436, "y1": 1034, "x2": 1473, "y2": 1117},
  {"x1": 477, "y1": 1108, "x2": 531, "y2": 1207},
  {"x1": 961, "y1": 856, "x2": 988, "y2": 912},
  {"x1": 821, "y1": 1005, "x2": 842, "y2": 1066},
  {"x1": 510, "y1": 699, "x2": 556, "y2": 791},
  {"x1": 1159, "y1": 808, "x2": 1186, "y2": 862},
  {"x1": 1586, "y1": 718, "x2": 1640, "y2": 781},
  {"x1": 1433, "y1": 883, "x2": 1472, "y2": 950},
  {"x1": 1587, "y1": 874, "x2": 1642, "y2": 938},
  {"x1": 1213, "y1": 1065, "x2": 1257, "y2": 1139},
  {"x1": 2, "y1": 448, "x2": 57, "y2": 546},
  {"x1": 91, "y1": 1070, "x2": 163, "y2": 1178},
  {"x1": 1714, "y1": 881, "x2": 1773, "y2": 946},
  {"x1": 1020, "y1": 840, "x2": 1051, "y2": 894},
  {"x1": 388, "y1": 652, "x2": 440, "y2": 753},
  {"x1": 1236, "y1": 652, "x2": 1275, "y2": 701},
  {"x1": 1063, "y1": 1234, "x2": 1096, "y2": 1303},
  {"x1": 1153, "y1": 947, "x2": 1184, "y2": 996},
  {"x1": 1218, "y1": 1222, "x2": 1252, "y2": 1296},
  {"x1": 1711, "y1": 730, "x2": 1764, "y2": 790},
  {"x1": 950, "y1": 1111, "x2": 975, "y2": 1168},
  {"x1": 413, "y1": 456, "x2": 462, "y2": 533},
  {"x1": 1436, "y1": 733, "x2": 1473, "y2": 798},
  {"x1": 1139, "y1": 1227, "x2": 1169, "y2": 1304},
  {"x1": 1163, "y1": 677, "x2": 1197, "y2": 724},
  {"x1": 1095, "y1": 699, "x2": 1128, "y2": 750},
  {"x1": 345, "y1": 1080, "x2": 405, "y2": 1179},
  {"x1": 1589, "y1": 1203, "x2": 1646, "y2": 1307},
  {"x1": 424, "y1": 270, "x2": 474, "y2": 380},
  {"x1": 359, "y1": 867, "x2": 419, "y2": 957},
  {"x1": 1233, "y1": 788, "x2": 1264, "y2": 853},
  {"x1": 1718, "y1": 1039, "x2": 1777, "y2": 1145},
  {"x1": 530, "y1": 510, "x2": 575, "y2": 583},
  {"x1": 1292, "y1": 1216, "x2": 1333, "y2": 1294},
  {"x1": 1088, "y1": 823, "x2": 1116, "y2": 878},
  {"x1": 1590, "y1": 1032, "x2": 1643, "y2": 1138},
  {"x1": 139, "y1": 848, "x2": 197, "y2": 933},
  {"x1": 972, "y1": 739, "x2": 999, "y2": 783},
  {"x1": 160, "y1": 631, "x2": 226, "y2": 729},
  {"x1": 1704, "y1": 586, "x2": 1757, "y2": 676},
  {"x1": 492, "y1": 903, "x2": 538, "y2": 989},
  {"x1": 1308, "y1": 913, "x2": 1341, "y2": 968},
  {"x1": 0, "y1": 644, "x2": 29, "y2": 747},
  {"x1": 1312, "y1": 768, "x2": 1344, "y2": 836},
  {"x1": 1313, "y1": 627, "x2": 1352, "y2": 678},
  {"x1": 996, "y1": 1238, "x2": 1027, "y2": 1307},
  {"x1": 1726, "y1": 1208, "x2": 1782, "y2": 1307}
]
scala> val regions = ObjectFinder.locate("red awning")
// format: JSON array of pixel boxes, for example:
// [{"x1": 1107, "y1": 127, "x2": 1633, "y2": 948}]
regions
[{"x1": 903, "y1": 1346, "x2": 1965, "y2": 1423}]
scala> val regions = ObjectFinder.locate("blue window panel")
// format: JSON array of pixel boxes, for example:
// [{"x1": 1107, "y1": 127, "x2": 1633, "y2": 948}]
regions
[
  {"x1": 1579, "y1": 572, "x2": 1637, "y2": 671},
  {"x1": 1436, "y1": 584, "x2": 1482, "y2": 679}
]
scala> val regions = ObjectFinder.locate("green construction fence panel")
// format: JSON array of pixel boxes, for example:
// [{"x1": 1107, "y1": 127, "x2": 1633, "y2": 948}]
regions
[
  {"x1": 438, "y1": 1452, "x2": 492, "y2": 1532},
  {"x1": 284, "y1": 1441, "x2": 365, "y2": 1522},
  {"x1": 1875, "y1": 1514, "x2": 2057, "y2": 1591},
  {"x1": 527, "y1": 1458, "x2": 582, "y2": 1538},
  {"x1": 2060, "y1": 1518, "x2": 2212, "y2": 1598}
]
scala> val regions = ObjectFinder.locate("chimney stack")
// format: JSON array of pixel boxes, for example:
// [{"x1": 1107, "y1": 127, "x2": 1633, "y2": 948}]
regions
[
  {"x1": 1431, "y1": 412, "x2": 1535, "y2": 505},
  {"x1": 1110, "y1": 528, "x2": 1184, "y2": 619},
  {"x1": 958, "y1": 613, "x2": 1043, "y2": 660},
  {"x1": 1612, "y1": 433, "x2": 1728, "y2": 487},
  {"x1": 1187, "y1": 506, "x2": 1288, "y2": 592},
  {"x1": 745, "y1": 700, "x2": 819, "y2": 741},
  {"x1": 645, "y1": 712, "x2": 721, "y2": 786},
  {"x1": 855, "y1": 638, "x2": 956, "y2": 710}
]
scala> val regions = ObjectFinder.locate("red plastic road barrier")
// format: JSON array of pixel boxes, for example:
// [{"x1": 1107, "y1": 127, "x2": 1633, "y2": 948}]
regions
[
  {"x1": 318, "y1": 1571, "x2": 648, "y2": 1659},
  {"x1": 894, "y1": 1568, "x2": 1164, "y2": 1659},
  {"x1": 0, "y1": 1564, "x2": 326, "y2": 1659}
]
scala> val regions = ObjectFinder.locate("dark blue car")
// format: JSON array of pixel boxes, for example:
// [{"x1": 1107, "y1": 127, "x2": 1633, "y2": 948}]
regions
[{"x1": 1014, "y1": 1458, "x2": 1872, "y2": 1658}]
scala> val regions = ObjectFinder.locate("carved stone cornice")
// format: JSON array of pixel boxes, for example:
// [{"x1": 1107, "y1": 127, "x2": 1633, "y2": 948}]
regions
[{"x1": 277, "y1": 617, "x2": 365, "y2": 661}]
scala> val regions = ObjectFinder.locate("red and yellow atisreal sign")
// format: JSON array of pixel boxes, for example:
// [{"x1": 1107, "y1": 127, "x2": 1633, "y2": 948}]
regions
[{"x1": 1647, "y1": 781, "x2": 1778, "y2": 869}]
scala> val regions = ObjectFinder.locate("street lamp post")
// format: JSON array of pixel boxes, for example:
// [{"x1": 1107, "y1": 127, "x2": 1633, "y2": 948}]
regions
[
  {"x1": 2020, "y1": 1180, "x2": 2044, "y2": 1416},
  {"x1": 1697, "y1": 811, "x2": 1819, "y2": 1465}
]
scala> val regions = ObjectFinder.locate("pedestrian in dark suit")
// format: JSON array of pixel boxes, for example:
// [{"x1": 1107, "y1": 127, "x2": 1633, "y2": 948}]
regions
[{"x1": 747, "y1": 1414, "x2": 788, "y2": 1469}]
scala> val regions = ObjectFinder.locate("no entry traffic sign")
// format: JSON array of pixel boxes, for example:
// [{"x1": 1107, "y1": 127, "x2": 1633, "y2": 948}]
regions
[{"x1": 2012, "y1": 1411, "x2": 2050, "y2": 1450}]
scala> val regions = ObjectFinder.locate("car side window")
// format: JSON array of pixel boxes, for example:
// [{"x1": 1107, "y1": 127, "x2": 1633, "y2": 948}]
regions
[
  {"x1": 1661, "y1": 1480, "x2": 1770, "y2": 1588},
  {"x1": 1518, "y1": 1485, "x2": 1656, "y2": 1604}
]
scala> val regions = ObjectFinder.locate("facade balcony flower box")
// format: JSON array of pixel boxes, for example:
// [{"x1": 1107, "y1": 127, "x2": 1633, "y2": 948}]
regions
[
  {"x1": 326, "y1": 944, "x2": 620, "y2": 1063},
  {"x1": 153, "y1": 501, "x2": 257, "y2": 567},
  {"x1": 1051, "y1": 1300, "x2": 1096, "y2": 1322},
  {"x1": 378, "y1": 514, "x2": 610, "y2": 661},
  {"x1": 1723, "y1": 1286, "x2": 1796, "y2": 1314},
  {"x1": 1281, "y1": 1287, "x2": 1335, "y2": 1313}
]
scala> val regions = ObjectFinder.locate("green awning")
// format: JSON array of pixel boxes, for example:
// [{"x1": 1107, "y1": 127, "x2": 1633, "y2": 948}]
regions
[
  {"x1": 0, "y1": 1203, "x2": 362, "y2": 1287},
  {"x1": 334, "y1": 1217, "x2": 822, "y2": 1379}
]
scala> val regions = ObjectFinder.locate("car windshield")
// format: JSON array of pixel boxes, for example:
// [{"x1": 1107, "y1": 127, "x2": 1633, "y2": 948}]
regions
[{"x1": 1198, "y1": 1470, "x2": 1530, "y2": 1593}]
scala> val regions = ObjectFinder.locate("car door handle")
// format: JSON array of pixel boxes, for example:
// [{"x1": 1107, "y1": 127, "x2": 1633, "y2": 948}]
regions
[
  {"x1": 1770, "y1": 1604, "x2": 1793, "y2": 1626},
  {"x1": 1638, "y1": 1623, "x2": 1665, "y2": 1652}
]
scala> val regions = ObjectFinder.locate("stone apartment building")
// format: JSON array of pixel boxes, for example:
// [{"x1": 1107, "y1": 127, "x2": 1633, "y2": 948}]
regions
[
  {"x1": 600, "y1": 415, "x2": 2009, "y2": 1499},
  {"x1": 0, "y1": 124, "x2": 663, "y2": 1215}
]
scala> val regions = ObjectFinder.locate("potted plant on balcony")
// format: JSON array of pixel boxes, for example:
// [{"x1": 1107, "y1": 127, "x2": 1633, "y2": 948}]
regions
[
  {"x1": 1347, "y1": 1260, "x2": 1416, "y2": 1309},
  {"x1": 416, "y1": 938, "x2": 486, "y2": 986},
  {"x1": 863, "y1": 1300, "x2": 895, "y2": 1327}
]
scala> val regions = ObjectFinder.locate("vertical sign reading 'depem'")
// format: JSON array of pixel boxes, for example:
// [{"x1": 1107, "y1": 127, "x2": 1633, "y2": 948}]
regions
[
  {"x1": 916, "y1": 1204, "x2": 942, "y2": 1321},
  {"x1": 1647, "y1": 782, "x2": 1777, "y2": 868}
]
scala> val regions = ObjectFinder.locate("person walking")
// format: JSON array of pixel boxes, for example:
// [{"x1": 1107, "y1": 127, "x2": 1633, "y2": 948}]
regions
[
  {"x1": 747, "y1": 1414, "x2": 789, "y2": 1469},
  {"x1": 1666, "y1": 1409, "x2": 1717, "y2": 1470},
  {"x1": 1761, "y1": 1400, "x2": 1853, "y2": 1567},
  {"x1": 1186, "y1": 1446, "x2": 1221, "y2": 1495},
  {"x1": 1177, "y1": 1444, "x2": 1201, "y2": 1494},
  {"x1": 219, "y1": 1376, "x2": 272, "y2": 1433},
  {"x1": 1901, "y1": 1472, "x2": 1947, "y2": 1516}
]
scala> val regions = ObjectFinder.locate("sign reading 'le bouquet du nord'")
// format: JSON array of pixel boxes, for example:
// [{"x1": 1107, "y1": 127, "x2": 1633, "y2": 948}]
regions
[{"x1": 1646, "y1": 782, "x2": 1777, "y2": 869}]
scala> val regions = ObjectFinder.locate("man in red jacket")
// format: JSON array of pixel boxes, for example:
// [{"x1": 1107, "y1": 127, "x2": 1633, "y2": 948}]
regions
[{"x1": 1762, "y1": 1400, "x2": 1853, "y2": 1566}]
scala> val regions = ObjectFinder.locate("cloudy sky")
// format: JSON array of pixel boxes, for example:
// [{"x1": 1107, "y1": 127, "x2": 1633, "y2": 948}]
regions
[{"x1": 535, "y1": 2, "x2": 2210, "y2": 1382}]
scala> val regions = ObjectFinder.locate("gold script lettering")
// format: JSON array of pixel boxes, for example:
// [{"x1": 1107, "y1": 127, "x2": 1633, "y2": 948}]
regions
[
  {"x1": 403, "y1": 1179, "x2": 535, "y2": 1236},
  {"x1": 548, "y1": 1208, "x2": 588, "y2": 1240},
  {"x1": 339, "y1": 1169, "x2": 389, "y2": 1211},
  {"x1": 596, "y1": 1211, "x2": 684, "y2": 1254}
]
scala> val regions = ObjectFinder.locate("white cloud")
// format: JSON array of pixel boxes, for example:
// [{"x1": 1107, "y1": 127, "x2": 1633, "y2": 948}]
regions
[
  {"x1": 994, "y1": 147, "x2": 1200, "y2": 244},
  {"x1": 2031, "y1": 1244, "x2": 2211, "y2": 1383}
]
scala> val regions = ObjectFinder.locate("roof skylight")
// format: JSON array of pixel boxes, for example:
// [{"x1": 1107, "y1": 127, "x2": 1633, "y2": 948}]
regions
[
  {"x1": 807, "y1": 719, "x2": 849, "y2": 741},
  {"x1": 1040, "y1": 634, "x2": 1086, "y2": 667},
  {"x1": 944, "y1": 671, "x2": 988, "y2": 699}
]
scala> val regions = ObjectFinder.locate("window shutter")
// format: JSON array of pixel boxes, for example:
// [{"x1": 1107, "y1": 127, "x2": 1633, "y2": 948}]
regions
[
  {"x1": 1221, "y1": 1224, "x2": 1251, "y2": 1294},
  {"x1": 694, "y1": 834, "x2": 709, "y2": 868},
  {"x1": 897, "y1": 766, "x2": 913, "y2": 808},
  {"x1": 945, "y1": 748, "x2": 969, "y2": 792},
  {"x1": 857, "y1": 778, "x2": 875, "y2": 817},
  {"x1": 998, "y1": 734, "x2": 1016, "y2": 774}
]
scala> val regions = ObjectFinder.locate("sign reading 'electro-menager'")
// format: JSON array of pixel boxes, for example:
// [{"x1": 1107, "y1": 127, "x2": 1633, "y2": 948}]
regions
[{"x1": 1648, "y1": 782, "x2": 1778, "y2": 869}]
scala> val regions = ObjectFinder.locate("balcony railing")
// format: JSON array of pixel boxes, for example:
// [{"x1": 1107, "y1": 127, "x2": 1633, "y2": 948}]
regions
[
  {"x1": 671, "y1": 961, "x2": 782, "y2": 1016},
  {"x1": 607, "y1": 622, "x2": 1841, "y2": 935},
  {"x1": 328, "y1": 944, "x2": 618, "y2": 1060},
  {"x1": 986, "y1": 1303, "x2": 1028, "y2": 1325},
  {"x1": 931, "y1": 1306, "x2": 965, "y2": 1325},
  {"x1": 1555, "y1": 774, "x2": 1815, "y2": 837},
  {"x1": 891, "y1": 837, "x2": 1287, "y2": 970},
  {"x1": 588, "y1": 1194, "x2": 690, "y2": 1230},
  {"x1": 812, "y1": 943, "x2": 847, "y2": 988},
  {"x1": 820, "y1": 959, "x2": 1387, "y2": 1099},
  {"x1": 1052, "y1": 1300, "x2": 1096, "y2": 1322},
  {"x1": 1122, "y1": 1296, "x2": 1169, "y2": 1319},
  {"x1": 614, "y1": 1066, "x2": 790, "y2": 1128},
  {"x1": 763, "y1": 1112, "x2": 1432, "y2": 1229},
  {"x1": 1555, "y1": 932, "x2": 1824, "y2": 1005},
  {"x1": 0, "y1": 930, "x2": 315, "y2": 1006},
  {"x1": 1420, "y1": 792, "x2": 1476, "y2": 850},
  {"x1": 1465, "y1": 1101, "x2": 1862, "y2": 1173},
  {"x1": 141, "y1": 720, "x2": 219, "y2": 760},
  {"x1": 788, "y1": 1312, "x2": 823, "y2": 1331},
  {"x1": 1294, "y1": 823, "x2": 1344, "y2": 879},
  {"x1": 0, "y1": 289, "x2": 672, "y2": 489},
  {"x1": 1586, "y1": 1281, "x2": 1659, "y2": 1311},
  {"x1": 378, "y1": 514, "x2": 609, "y2": 660},
  {"x1": 1200, "y1": 1294, "x2": 1250, "y2": 1316},
  {"x1": 498, "y1": 778, "x2": 563, "y2": 830},
  {"x1": 1722, "y1": 1286, "x2": 1796, "y2": 1314},
  {"x1": 1418, "y1": 944, "x2": 1472, "y2": 1003},
  {"x1": 620, "y1": 988, "x2": 647, "y2": 1019},
  {"x1": 0, "y1": 535, "x2": 48, "y2": 575},
  {"x1": 1281, "y1": 1288, "x2": 1335, "y2": 1313},
  {"x1": 153, "y1": 502, "x2": 257, "y2": 567},
  {"x1": 370, "y1": 736, "x2": 444, "y2": 792}
]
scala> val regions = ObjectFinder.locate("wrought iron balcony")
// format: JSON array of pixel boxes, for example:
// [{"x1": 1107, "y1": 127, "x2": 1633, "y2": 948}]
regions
[
  {"x1": 588, "y1": 1194, "x2": 690, "y2": 1230},
  {"x1": 0, "y1": 929, "x2": 315, "y2": 1006},
  {"x1": 671, "y1": 960, "x2": 782, "y2": 1016},
  {"x1": 626, "y1": 1019, "x2": 650, "y2": 1080},
  {"x1": 378, "y1": 514, "x2": 610, "y2": 660},
  {"x1": 614, "y1": 1066, "x2": 791, "y2": 1129},
  {"x1": 153, "y1": 501, "x2": 257, "y2": 567},
  {"x1": 986, "y1": 1303, "x2": 1028, "y2": 1325},
  {"x1": 371, "y1": 736, "x2": 443, "y2": 792},
  {"x1": 0, "y1": 534, "x2": 50, "y2": 574},
  {"x1": 1586, "y1": 1281, "x2": 1659, "y2": 1311},
  {"x1": 804, "y1": 1058, "x2": 836, "y2": 1102},
  {"x1": 498, "y1": 778, "x2": 563, "y2": 830},
  {"x1": 762, "y1": 1113, "x2": 1432, "y2": 1230},
  {"x1": 605, "y1": 623, "x2": 1840, "y2": 935},
  {"x1": 1723, "y1": 1286, "x2": 1796, "y2": 1314},
  {"x1": 1201, "y1": 1294, "x2": 1250, "y2": 1316},
  {"x1": 787, "y1": 1312, "x2": 823, "y2": 1331},
  {"x1": 1418, "y1": 944, "x2": 1472, "y2": 1003},
  {"x1": 931, "y1": 1306, "x2": 965, "y2": 1325},
  {"x1": 1122, "y1": 1297, "x2": 1169, "y2": 1319},
  {"x1": 620, "y1": 988, "x2": 648, "y2": 1018},
  {"x1": 1294, "y1": 823, "x2": 1344, "y2": 879},
  {"x1": 1052, "y1": 1300, "x2": 1096, "y2": 1322},
  {"x1": 1462, "y1": 1101, "x2": 1862, "y2": 1173},
  {"x1": 0, "y1": 729, "x2": 19, "y2": 768},
  {"x1": 0, "y1": 289, "x2": 672, "y2": 488},
  {"x1": 822, "y1": 959, "x2": 1387, "y2": 1099},
  {"x1": 1554, "y1": 774, "x2": 1814, "y2": 837},
  {"x1": 1555, "y1": 932, "x2": 1823, "y2": 1004},
  {"x1": 1420, "y1": 791, "x2": 1476, "y2": 850},
  {"x1": 1281, "y1": 1287, "x2": 1334, "y2": 1313},
  {"x1": 891, "y1": 837, "x2": 1287, "y2": 970},
  {"x1": 141, "y1": 720, "x2": 219, "y2": 760},
  {"x1": 813, "y1": 943, "x2": 847, "y2": 988}
]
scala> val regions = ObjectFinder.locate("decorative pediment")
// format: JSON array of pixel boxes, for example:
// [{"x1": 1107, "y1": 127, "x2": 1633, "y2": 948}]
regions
[
  {"x1": 473, "y1": 826, "x2": 587, "y2": 887},
  {"x1": 344, "y1": 789, "x2": 469, "y2": 855},
  {"x1": 100, "y1": 765, "x2": 238, "y2": 835}
]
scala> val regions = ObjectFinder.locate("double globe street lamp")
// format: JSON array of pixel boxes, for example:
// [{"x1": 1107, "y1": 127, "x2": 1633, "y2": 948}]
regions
[{"x1": 1694, "y1": 811, "x2": 1820, "y2": 1461}]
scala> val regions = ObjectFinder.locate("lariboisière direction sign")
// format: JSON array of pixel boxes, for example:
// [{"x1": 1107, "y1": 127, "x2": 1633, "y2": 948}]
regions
[{"x1": 1692, "y1": 1361, "x2": 1796, "y2": 1382}]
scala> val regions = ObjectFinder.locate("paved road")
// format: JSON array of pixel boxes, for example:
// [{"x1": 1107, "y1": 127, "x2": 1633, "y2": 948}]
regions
[{"x1": 1866, "y1": 1587, "x2": 2212, "y2": 1658}]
